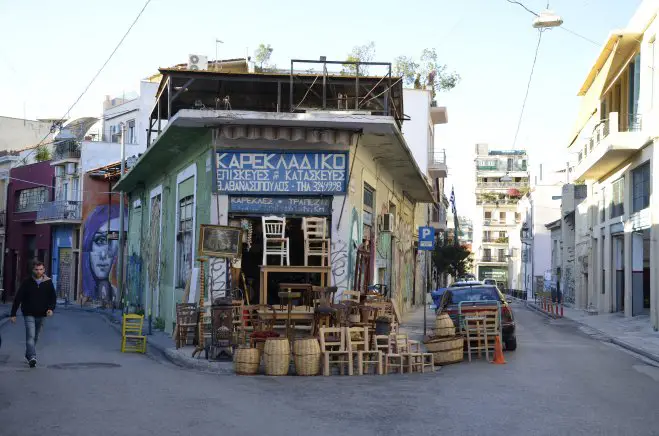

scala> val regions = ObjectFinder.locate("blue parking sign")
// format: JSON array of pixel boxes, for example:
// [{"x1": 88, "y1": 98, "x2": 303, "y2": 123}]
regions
[{"x1": 418, "y1": 226, "x2": 435, "y2": 251}]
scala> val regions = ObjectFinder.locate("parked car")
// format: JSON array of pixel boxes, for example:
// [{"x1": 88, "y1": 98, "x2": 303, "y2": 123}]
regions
[
  {"x1": 483, "y1": 279, "x2": 496, "y2": 286},
  {"x1": 440, "y1": 285, "x2": 517, "y2": 351}
]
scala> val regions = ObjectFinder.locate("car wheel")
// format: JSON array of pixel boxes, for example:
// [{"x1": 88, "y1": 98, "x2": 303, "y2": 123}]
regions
[{"x1": 505, "y1": 338, "x2": 517, "y2": 351}]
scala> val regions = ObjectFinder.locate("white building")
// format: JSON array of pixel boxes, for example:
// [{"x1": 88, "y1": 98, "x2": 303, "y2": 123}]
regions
[
  {"x1": 566, "y1": 1, "x2": 659, "y2": 328},
  {"x1": 472, "y1": 144, "x2": 529, "y2": 289},
  {"x1": 402, "y1": 88, "x2": 449, "y2": 291},
  {"x1": 517, "y1": 164, "x2": 562, "y2": 299},
  {"x1": 102, "y1": 78, "x2": 160, "y2": 148}
]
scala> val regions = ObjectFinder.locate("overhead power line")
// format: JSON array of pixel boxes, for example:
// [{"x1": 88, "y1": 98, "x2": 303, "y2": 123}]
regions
[
  {"x1": 18, "y1": 0, "x2": 153, "y2": 165},
  {"x1": 512, "y1": 30, "x2": 544, "y2": 149}
]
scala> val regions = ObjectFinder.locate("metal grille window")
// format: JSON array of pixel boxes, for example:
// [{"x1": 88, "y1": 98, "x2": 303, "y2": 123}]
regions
[
  {"x1": 176, "y1": 195, "x2": 194, "y2": 288},
  {"x1": 610, "y1": 177, "x2": 624, "y2": 218},
  {"x1": 16, "y1": 187, "x2": 48, "y2": 212},
  {"x1": 632, "y1": 162, "x2": 650, "y2": 212}
]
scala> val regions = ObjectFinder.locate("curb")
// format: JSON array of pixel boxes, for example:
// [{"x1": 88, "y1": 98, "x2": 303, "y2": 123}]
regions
[
  {"x1": 525, "y1": 302, "x2": 659, "y2": 364},
  {"x1": 66, "y1": 306, "x2": 234, "y2": 374}
]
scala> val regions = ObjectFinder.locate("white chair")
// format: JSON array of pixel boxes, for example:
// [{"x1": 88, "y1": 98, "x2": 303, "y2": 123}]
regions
[
  {"x1": 262, "y1": 216, "x2": 290, "y2": 266},
  {"x1": 302, "y1": 217, "x2": 330, "y2": 266}
]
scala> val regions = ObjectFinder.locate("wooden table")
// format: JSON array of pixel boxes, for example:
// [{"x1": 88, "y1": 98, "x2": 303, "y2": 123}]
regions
[{"x1": 259, "y1": 265, "x2": 331, "y2": 305}]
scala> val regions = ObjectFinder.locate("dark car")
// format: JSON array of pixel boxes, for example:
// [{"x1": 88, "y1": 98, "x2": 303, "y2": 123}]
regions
[{"x1": 440, "y1": 285, "x2": 517, "y2": 351}]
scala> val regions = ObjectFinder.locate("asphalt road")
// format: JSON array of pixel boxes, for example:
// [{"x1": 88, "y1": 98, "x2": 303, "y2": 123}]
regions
[{"x1": 1, "y1": 305, "x2": 658, "y2": 436}]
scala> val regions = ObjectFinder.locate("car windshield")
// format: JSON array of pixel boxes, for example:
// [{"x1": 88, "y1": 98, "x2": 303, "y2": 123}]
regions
[{"x1": 448, "y1": 287, "x2": 501, "y2": 304}]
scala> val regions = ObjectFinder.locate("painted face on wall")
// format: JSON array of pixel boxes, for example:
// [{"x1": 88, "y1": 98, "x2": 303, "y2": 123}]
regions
[{"x1": 90, "y1": 218, "x2": 120, "y2": 281}]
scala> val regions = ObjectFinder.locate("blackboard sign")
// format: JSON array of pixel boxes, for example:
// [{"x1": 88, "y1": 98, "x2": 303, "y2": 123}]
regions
[
  {"x1": 198, "y1": 225, "x2": 243, "y2": 259},
  {"x1": 216, "y1": 151, "x2": 347, "y2": 195},
  {"x1": 229, "y1": 196, "x2": 332, "y2": 216}
]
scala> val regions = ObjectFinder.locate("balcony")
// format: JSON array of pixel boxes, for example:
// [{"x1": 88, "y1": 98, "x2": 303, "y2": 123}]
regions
[
  {"x1": 476, "y1": 181, "x2": 529, "y2": 191},
  {"x1": 479, "y1": 256, "x2": 508, "y2": 264},
  {"x1": 428, "y1": 149, "x2": 447, "y2": 178},
  {"x1": 36, "y1": 201, "x2": 82, "y2": 224},
  {"x1": 52, "y1": 140, "x2": 81, "y2": 164},
  {"x1": 476, "y1": 195, "x2": 520, "y2": 206},
  {"x1": 573, "y1": 112, "x2": 649, "y2": 181},
  {"x1": 476, "y1": 162, "x2": 528, "y2": 174},
  {"x1": 482, "y1": 237, "x2": 509, "y2": 245}
]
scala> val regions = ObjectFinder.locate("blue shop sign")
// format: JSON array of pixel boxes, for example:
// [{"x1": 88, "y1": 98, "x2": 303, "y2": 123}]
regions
[
  {"x1": 216, "y1": 151, "x2": 348, "y2": 195},
  {"x1": 229, "y1": 196, "x2": 332, "y2": 216}
]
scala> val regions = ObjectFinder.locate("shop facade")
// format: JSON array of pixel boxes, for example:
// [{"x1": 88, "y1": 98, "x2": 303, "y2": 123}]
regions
[{"x1": 116, "y1": 68, "x2": 434, "y2": 334}]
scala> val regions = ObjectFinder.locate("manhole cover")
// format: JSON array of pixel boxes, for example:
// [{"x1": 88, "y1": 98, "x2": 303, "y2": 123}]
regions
[{"x1": 48, "y1": 362, "x2": 121, "y2": 370}]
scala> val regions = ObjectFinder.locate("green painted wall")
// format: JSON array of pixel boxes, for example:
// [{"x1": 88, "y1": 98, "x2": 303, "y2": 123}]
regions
[{"x1": 124, "y1": 129, "x2": 213, "y2": 334}]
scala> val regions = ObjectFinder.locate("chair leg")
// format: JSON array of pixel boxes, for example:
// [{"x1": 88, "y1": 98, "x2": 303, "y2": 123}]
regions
[
  {"x1": 323, "y1": 354, "x2": 330, "y2": 376},
  {"x1": 286, "y1": 241, "x2": 290, "y2": 266}
]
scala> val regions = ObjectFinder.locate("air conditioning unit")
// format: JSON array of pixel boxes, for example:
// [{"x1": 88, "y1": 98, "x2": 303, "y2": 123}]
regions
[
  {"x1": 379, "y1": 213, "x2": 395, "y2": 233},
  {"x1": 188, "y1": 54, "x2": 208, "y2": 71}
]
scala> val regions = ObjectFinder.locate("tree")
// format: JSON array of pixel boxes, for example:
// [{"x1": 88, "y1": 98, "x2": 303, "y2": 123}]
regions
[
  {"x1": 432, "y1": 244, "x2": 473, "y2": 279},
  {"x1": 254, "y1": 43, "x2": 273, "y2": 71},
  {"x1": 35, "y1": 145, "x2": 51, "y2": 162},
  {"x1": 393, "y1": 48, "x2": 460, "y2": 99},
  {"x1": 342, "y1": 41, "x2": 376, "y2": 75}
]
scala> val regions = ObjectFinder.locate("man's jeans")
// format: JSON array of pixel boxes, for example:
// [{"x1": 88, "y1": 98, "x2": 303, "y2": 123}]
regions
[{"x1": 24, "y1": 316, "x2": 44, "y2": 360}]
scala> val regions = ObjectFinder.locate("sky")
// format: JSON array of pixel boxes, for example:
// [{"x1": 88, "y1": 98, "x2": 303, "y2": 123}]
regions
[{"x1": 0, "y1": 0, "x2": 644, "y2": 215}]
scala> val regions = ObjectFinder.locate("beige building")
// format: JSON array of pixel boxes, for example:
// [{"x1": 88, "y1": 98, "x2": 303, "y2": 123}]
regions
[{"x1": 567, "y1": 0, "x2": 659, "y2": 328}]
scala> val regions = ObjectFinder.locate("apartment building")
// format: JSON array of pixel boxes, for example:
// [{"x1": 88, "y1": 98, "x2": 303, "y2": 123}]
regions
[
  {"x1": 473, "y1": 144, "x2": 529, "y2": 289},
  {"x1": 567, "y1": 0, "x2": 659, "y2": 328}
]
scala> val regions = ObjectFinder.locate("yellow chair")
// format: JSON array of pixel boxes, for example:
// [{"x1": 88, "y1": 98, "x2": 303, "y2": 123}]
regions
[{"x1": 121, "y1": 314, "x2": 147, "y2": 353}]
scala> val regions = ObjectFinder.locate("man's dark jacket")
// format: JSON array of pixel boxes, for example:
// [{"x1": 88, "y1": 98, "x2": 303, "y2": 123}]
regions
[{"x1": 10, "y1": 277, "x2": 56, "y2": 317}]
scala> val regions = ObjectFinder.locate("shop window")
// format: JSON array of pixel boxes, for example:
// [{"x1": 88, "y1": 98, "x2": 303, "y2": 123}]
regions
[
  {"x1": 176, "y1": 195, "x2": 194, "y2": 288},
  {"x1": 632, "y1": 162, "x2": 650, "y2": 212},
  {"x1": 610, "y1": 177, "x2": 624, "y2": 218},
  {"x1": 16, "y1": 187, "x2": 48, "y2": 213}
]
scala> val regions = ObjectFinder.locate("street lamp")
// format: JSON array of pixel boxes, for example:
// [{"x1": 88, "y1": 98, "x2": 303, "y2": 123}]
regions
[{"x1": 532, "y1": 9, "x2": 563, "y2": 29}]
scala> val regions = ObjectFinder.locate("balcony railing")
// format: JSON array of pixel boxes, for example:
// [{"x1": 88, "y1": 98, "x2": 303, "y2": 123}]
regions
[
  {"x1": 476, "y1": 181, "x2": 529, "y2": 189},
  {"x1": 476, "y1": 196, "x2": 519, "y2": 206},
  {"x1": 577, "y1": 112, "x2": 643, "y2": 166},
  {"x1": 52, "y1": 140, "x2": 81, "y2": 161},
  {"x1": 480, "y1": 256, "x2": 507, "y2": 263},
  {"x1": 36, "y1": 200, "x2": 82, "y2": 222},
  {"x1": 476, "y1": 162, "x2": 528, "y2": 172},
  {"x1": 482, "y1": 237, "x2": 509, "y2": 244}
]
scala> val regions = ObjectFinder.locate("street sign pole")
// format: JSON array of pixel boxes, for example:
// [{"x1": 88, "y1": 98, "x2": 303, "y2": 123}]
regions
[{"x1": 419, "y1": 224, "x2": 435, "y2": 338}]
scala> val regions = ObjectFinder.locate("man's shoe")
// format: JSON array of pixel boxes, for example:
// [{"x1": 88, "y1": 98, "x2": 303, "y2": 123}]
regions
[{"x1": 28, "y1": 358, "x2": 36, "y2": 368}]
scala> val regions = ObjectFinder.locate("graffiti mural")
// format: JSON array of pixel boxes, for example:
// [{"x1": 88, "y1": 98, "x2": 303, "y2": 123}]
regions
[
  {"x1": 81, "y1": 203, "x2": 127, "y2": 304},
  {"x1": 330, "y1": 207, "x2": 361, "y2": 297},
  {"x1": 81, "y1": 174, "x2": 127, "y2": 306}
]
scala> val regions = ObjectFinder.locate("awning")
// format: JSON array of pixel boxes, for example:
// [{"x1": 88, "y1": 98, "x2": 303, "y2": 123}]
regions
[{"x1": 570, "y1": 31, "x2": 641, "y2": 146}]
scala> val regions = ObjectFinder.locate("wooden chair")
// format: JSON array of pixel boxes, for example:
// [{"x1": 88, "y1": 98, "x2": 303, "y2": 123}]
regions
[
  {"x1": 340, "y1": 290, "x2": 361, "y2": 305},
  {"x1": 175, "y1": 303, "x2": 198, "y2": 349},
  {"x1": 319, "y1": 327, "x2": 352, "y2": 376},
  {"x1": 262, "y1": 215, "x2": 290, "y2": 266},
  {"x1": 302, "y1": 217, "x2": 330, "y2": 266},
  {"x1": 391, "y1": 333, "x2": 428, "y2": 373},
  {"x1": 406, "y1": 337, "x2": 434, "y2": 373},
  {"x1": 381, "y1": 334, "x2": 404, "y2": 374},
  {"x1": 464, "y1": 315, "x2": 489, "y2": 362},
  {"x1": 347, "y1": 327, "x2": 382, "y2": 375},
  {"x1": 121, "y1": 314, "x2": 147, "y2": 353},
  {"x1": 239, "y1": 304, "x2": 277, "y2": 346}
]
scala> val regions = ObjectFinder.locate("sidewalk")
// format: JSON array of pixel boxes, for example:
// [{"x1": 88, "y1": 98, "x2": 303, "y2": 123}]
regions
[
  {"x1": 527, "y1": 300, "x2": 659, "y2": 363},
  {"x1": 59, "y1": 304, "x2": 233, "y2": 374}
]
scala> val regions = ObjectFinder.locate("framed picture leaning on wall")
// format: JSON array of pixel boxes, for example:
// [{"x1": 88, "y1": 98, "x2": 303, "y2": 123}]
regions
[{"x1": 198, "y1": 224, "x2": 243, "y2": 259}]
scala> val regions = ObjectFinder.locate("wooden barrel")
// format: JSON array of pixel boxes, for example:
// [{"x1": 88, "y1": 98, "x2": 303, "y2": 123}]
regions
[
  {"x1": 427, "y1": 336, "x2": 464, "y2": 365},
  {"x1": 434, "y1": 313, "x2": 456, "y2": 337},
  {"x1": 263, "y1": 338, "x2": 290, "y2": 376},
  {"x1": 292, "y1": 338, "x2": 321, "y2": 376},
  {"x1": 234, "y1": 346, "x2": 260, "y2": 375}
]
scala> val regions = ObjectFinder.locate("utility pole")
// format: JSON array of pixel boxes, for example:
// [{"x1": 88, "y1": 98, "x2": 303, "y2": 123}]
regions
[{"x1": 118, "y1": 122, "x2": 126, "y2": 312}]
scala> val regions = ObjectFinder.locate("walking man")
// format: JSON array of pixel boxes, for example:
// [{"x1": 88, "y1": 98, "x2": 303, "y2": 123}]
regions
[{"x1": 10, "y1": 259, "x2": 56, "y2": 368}]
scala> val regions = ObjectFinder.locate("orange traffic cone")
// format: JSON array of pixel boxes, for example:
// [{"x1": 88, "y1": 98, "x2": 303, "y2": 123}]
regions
[{"x1": 492, "y1": 336, "x2": 506, "y2": 365}]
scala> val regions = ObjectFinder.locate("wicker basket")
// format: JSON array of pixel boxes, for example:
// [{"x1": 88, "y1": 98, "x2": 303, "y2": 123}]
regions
[
  {"x1": 292, "y1": 338, "x2": 321, "y2": 376},
  {"x1": 434, "y1": 313, "x2": 456, "y2": 337},
  {"x1": 263, "y1": 338, "x2": 291, "y2": 376},
  {"x1": 428, "y1": 337, "x2": 464, "y2": 365},
  {"x1": 234, "y1": 346, "x2": 261, "y2": 375}
]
